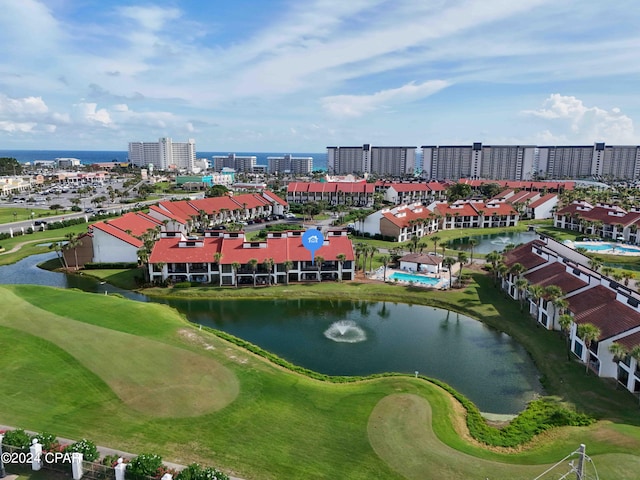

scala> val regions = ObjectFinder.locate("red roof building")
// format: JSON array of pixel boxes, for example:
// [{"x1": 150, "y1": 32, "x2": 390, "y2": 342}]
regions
[{"x1": 148, "y1": 230, "x2": 355, "y2": 286}]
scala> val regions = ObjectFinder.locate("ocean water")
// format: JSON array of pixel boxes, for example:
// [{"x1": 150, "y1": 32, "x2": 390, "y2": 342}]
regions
[{"x1": 0, "y1": 150, "x2": 328, "y2": 171}]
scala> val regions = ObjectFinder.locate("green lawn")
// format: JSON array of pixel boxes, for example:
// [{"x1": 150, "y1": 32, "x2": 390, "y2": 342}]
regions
[
  {"x1": 0, "y1": 223, "x2": 89, "y2": 265},
  {"x1": 0, "y1": 206, "x2": 52, "y2": 224},
  {"x1": 2, "y1": 282, "x2": 640, "y2": 479}
]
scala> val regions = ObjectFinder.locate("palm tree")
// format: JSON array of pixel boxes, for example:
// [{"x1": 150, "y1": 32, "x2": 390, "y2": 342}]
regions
[
  {"x1": 468, "y1": 238, "x2": 478, "y2": 264},
  {"x1": 213, "y1": 252, "x2": 223, "y2": 286},
  {"x1": 49, "y1": 241, "x2": 68, "y2": 269},
  {"x1": 248, "y1": 258, "x2": 259, "y2": 287},
  {"x1": 283, "y1": 260, "x2": 294, "y2": 285},
  {"x1": 379, "y1": 255, "x2": 390, "y2": 282},
  {"x1": 354, "y1": 243, "x2": 367, "y2": 272},
  {"x1": 485, "y1": 250, "x2": 502, "y2": 269},
  {"x1": 431, "y1": 235, "x2": 441, "y2": 254},
  {"x1": 336, "y1": 253, "x2": 346, "y2": 282},
  {"x1": 456, "y1": 251, "x2": 468, "y2": 286},
  {"x1": 315, "y1": 255, "x2": 324, "y2": 281},
  {"x1": 609, "y1": 342, "x2": 628, "y2": 366},
  {"x1": 558, "y1": 314, "x2": 573, "y2": 360},
  {"x1": 367, "y1": 245, "x2": 378, "y2": 272},
  {"x1": 528, "y1": 284, "x2": 544, "y2": 318},
  {"x1": 64, "y1": 232, "x2": 82, "y2": 271},
  {"x1": 442, "y1": 257, "x2": 456, "y2": 287},
  {"x1": 231, "y1": 262, "x2": 241, "y2": 287},
  {"x1": 515, "y1": 278, "x2": 529, "y2": 311},
  {"x1": 588, "y1": 257, "x2": 602, "y2": 272},
  {"x1": 577, "y1": 323, "x2": 601, "y2": 375},
  {"x1": 262, "y1": 257, "x2": 274, "y2": 285},
  {"x1": 621, "y1": 271, "x2": 635, "y2": 287}
]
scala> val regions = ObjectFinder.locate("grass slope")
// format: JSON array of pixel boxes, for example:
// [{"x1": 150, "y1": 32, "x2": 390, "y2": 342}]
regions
[
  {"x1": 2, "y1": 284, "x2": 640, "y2": 479},
  {"x1": 0, "y1": 287, "x2": 238, "y2": 417}
]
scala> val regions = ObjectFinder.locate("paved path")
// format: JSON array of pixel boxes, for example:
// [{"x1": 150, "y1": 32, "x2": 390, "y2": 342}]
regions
[{"x1": 0, "y1": 425, "x2": 244, "y2": 480}]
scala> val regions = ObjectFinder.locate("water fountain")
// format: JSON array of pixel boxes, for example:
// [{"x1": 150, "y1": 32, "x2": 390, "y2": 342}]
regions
[
  {"x1": 491, "y1": 236, "x2": 511, "y2": 245},
  {"x1": 324, "y1": 320, "x2": 367, "y2": 343}
]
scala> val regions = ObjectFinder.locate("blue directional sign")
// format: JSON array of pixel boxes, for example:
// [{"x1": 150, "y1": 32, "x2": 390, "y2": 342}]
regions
[{"x1": 302, "y1": 229, "x2": 324, "y2": 265}]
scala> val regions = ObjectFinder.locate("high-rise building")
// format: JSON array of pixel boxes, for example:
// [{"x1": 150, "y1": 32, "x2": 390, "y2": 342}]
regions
[
  {"x1": 212, "y1": 154, "x2": 257, "y2": 173},
  {"x1": 422, "y1": 143, "x2": 537, "y2": 181},
  {"x1": 327, "y1": 145, "x2": 416, "y2": 176},
  {"x1": 267, "y1": 154, "x2": 313, "y2": 174},
  {"x1": 420, "y1": 143, "x2": 640, "y2": 181},
  {"x1": 128, "y1": 138, "x2": 195, "y2": 171}
]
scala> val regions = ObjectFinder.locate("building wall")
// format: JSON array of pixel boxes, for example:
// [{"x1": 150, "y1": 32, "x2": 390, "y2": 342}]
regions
[{"x1": 92, "y1": 229, "x2": 140, "y2": 263}]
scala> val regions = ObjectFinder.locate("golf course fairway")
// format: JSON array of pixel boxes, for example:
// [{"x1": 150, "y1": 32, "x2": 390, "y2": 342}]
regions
[{"x1": 1, "y1": 284, "x2": 640, "y2": 479}]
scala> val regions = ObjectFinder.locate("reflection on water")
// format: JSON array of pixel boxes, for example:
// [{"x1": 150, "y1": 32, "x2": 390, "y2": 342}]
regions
[{"x1": 0, "y1": 253, "x2": 543, "y2": 414}]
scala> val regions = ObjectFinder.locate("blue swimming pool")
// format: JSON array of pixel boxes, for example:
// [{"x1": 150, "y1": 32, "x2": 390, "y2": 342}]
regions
[
  {"x1": 389, "y1": 272, "x2": 441, "y2": 285},
  {"x1": 574, "y1": 242, "x2": 640, "y2": 254}
]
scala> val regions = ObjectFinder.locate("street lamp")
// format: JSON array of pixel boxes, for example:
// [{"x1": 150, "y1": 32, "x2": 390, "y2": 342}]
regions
[{"x1": 31, "y1": 211, "x2": 35, "y2": 223}]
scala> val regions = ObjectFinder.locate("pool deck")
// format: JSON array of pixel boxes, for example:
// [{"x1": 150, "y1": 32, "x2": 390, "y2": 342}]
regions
[
  {"x1": 369, "y1": 267, "x2": 450, "y2": 289},
  {"x1": 565, "y1": 240, "x2": 640, "y2": 256}
]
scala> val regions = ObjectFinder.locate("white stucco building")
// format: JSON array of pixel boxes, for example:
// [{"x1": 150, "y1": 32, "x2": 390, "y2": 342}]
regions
[{"x1": 128, "y1": 137, "x2": 196, "y2": 171}]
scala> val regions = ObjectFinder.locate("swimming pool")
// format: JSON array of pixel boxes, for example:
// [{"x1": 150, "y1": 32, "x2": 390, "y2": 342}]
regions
[
  {"x1": 573, "y1": 241, "x2": 640, "y2": 254},
  {"x1": 389, "y1": 271, "x2": 441, "y2": 285}
]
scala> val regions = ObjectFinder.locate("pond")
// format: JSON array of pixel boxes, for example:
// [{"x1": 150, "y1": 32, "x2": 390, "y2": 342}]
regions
[
  {"x1": 0, "y1": 253, "x2": 544, "y2": 414},
  {"x1": 449, "y1": 230, "x2": 540, "y2": 254}
]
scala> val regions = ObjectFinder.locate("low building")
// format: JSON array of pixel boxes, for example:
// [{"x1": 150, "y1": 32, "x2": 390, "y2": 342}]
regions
[
  {"x1": 499, "y1": 234, "x2": 640, "y2": 395},
  {"x1": 364, "y1": 203, "x2": 438, "y2": 242},
  {"x1": 398, "y1": 253, "x2": 443, "y2": 274},
  {"x1": 148, "y1": 229, "x2": 355, "y2": 285},
  {"x1": 554, "y1": 201, "x2": 640, "y2": 243}
]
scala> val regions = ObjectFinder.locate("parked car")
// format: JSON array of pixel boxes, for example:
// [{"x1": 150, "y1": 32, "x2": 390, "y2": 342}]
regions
[
  {"x1": 34, "y1": 220, "x2": 48, "y2": 226},
  {"x1": 284, "y1": 213, "x2": 296, "y2": 219},
  {"x1": 211, "y1": 225, "x2": 226, "y2": 230},
  {"x1": 85, "y1": 208, "x2": 94, "y2": 213}
]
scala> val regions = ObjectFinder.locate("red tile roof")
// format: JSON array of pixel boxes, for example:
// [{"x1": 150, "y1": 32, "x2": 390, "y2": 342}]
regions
[
  {"x1": 399, "y1": 253, "x2": 442, "y2": 265},
  {"x1": 529, "y1": 193, "x2": 557, "y2": 209},
  {"x1": 503, "y1": 241, "x2": 548, "y2": 270},
  {"x1": 381, "y1": 205, "x2": 434, "y2": 228},
  {"x1": 149, "y1": 237, "x2": 222, "y2": 263},
  {"x1": 150, "y1": 232, "x2": 354, "y2": 265},
  {"x1": 617, "y1": 330, "x2": 640, "y2": 350},
  {"x1": 568, "y1": 286, "x2": 640, "y2": 340},
  {"x1": 91, "y1": 222, "x2": 143, "y2": 248},
  {"x1": 523, "y1": 262, "x2": 588, "y2": 293},
  {"x1": 287, "y1": 182, "x2": 374, "y2": 194},
  {"x1": 99, "y1": 212, "x2": 162, "y2": 237}
]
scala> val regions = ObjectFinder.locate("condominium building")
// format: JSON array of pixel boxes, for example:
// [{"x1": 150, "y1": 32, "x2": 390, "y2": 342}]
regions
[
  {"x1": 422, "y1": 143, "x2": 536, "y2": 181},
  {"x1": 267, "y1": 154, "x2": 313, "y2": 174},
  {"x1": 327, "y1": 145, "x2": 416, "y2": 176},
  {"x1": 423, "y1": 142, "x2": 640, "y2": 181},
  {"x1": 128, "y1": 137, "x2": 196, "y2": 171},
  {"x1": 212, "y1": 153, "x2": 257, "y2": 173}
]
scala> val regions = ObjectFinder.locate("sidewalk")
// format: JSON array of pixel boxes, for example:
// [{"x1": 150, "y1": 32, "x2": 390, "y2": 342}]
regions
[{"x1": 0, "y1": 425, "x2": 243, "y2": 480}]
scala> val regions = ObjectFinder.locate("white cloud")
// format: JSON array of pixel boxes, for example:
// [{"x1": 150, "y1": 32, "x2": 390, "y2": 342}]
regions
[
  {"x1": 322, "y1": 80, "x2": 449, "y2": 117},
  {"x1": 73, "y1": 102, "x2": 112, "y2": 126},
  {"x1": 523, "y1": 94, "x2": 636, "y2": 143},
  {"x1": 0, "y1": 94, "x2": 48, "y2": 117},
  {"x1": 0, "y1": 121, "x2": 37, "y2": 133}
]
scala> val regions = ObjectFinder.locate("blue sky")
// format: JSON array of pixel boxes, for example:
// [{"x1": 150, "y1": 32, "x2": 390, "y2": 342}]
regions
[{"x1": 0, "y1": 0, "x2": 639, "y2": 152}]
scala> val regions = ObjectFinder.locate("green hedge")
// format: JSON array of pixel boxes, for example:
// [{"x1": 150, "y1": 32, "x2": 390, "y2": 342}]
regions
[{"x1": 84, "y1": 262, "x2": 138, "y2": 270}]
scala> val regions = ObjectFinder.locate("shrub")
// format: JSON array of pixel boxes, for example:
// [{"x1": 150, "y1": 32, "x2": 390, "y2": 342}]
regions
[
  {"x1": 65, "y1": 438, "x2": 99, "y2": 462},
  {"x1": 173, "y1": 281, "x2": 193, "y2": 289},
  {"x1": 34, "y1": 431, "x2": 59, "y2": 451},
  {"x1": 126, "y1": 453, "x2": 164, "y2": 480},
  {"x1": 175, "y1": 463, "x2": 230, "y2": 480},
  {"x1": 84, "y1": 262, "x2": 138, "y2": 269},
  {"x1": 2, "y1": 429, "x2": 31, "y2": 449}
]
